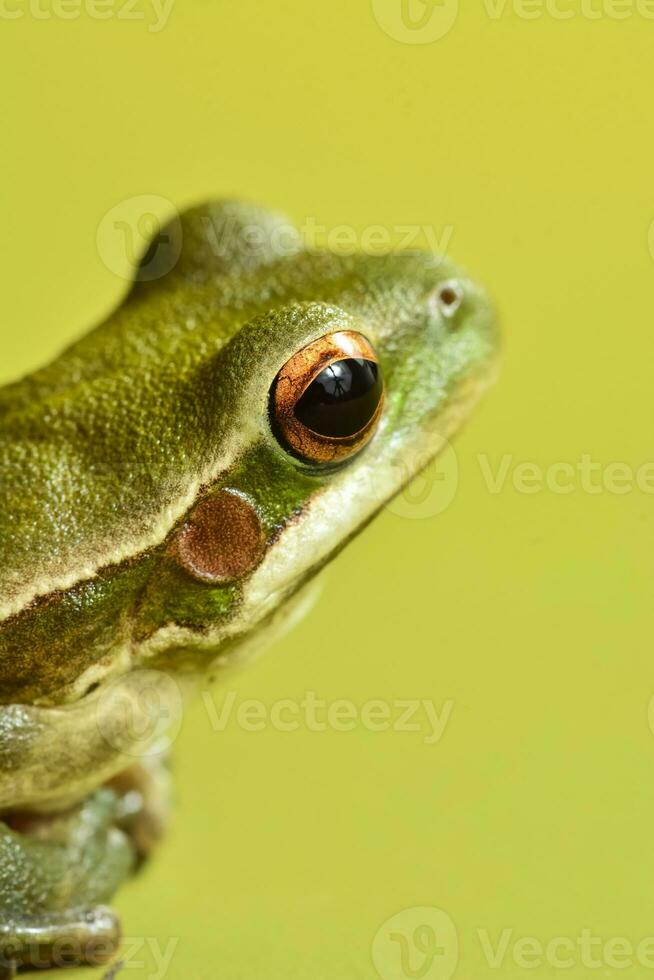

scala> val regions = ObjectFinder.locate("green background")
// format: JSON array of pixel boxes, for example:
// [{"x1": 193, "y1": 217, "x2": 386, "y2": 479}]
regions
[{"x1": 2, "y1": 2, "x2": 654, "y2": 977}]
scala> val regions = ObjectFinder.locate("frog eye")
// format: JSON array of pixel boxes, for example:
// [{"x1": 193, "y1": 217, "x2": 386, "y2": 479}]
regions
[{"x1": 269, "y1": 330, "x2": 384, "y2": 465}]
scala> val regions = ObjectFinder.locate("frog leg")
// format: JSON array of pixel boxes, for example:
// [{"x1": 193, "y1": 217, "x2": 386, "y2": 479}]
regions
[
  {"x1": 0, "y1": 907, "x2": 120, "y2": 975},
  {"x1": 0, "y1": 762, "x2": 172, "y2": 973},
  {"x1": 0, "y1": 789, "x2": 135, "y2": 973}
]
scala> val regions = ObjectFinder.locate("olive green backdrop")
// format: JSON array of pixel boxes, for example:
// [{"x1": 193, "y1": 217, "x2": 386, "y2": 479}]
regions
[{"x1": 2, "y1": 2, "x2": 654, "y2": 977}]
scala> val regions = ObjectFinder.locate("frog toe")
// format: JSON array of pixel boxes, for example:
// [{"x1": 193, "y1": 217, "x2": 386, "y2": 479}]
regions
[{"x1": 0, "y1": 905, "x2": 120, "y2": 973}]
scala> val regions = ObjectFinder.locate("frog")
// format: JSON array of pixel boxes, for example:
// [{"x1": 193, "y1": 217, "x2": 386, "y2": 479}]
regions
[{"x1": 0, "y1": 199, "x2": 498, "y2": 974}]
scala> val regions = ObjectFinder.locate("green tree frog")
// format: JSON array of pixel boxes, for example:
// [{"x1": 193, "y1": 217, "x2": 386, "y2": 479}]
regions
[{"x1": 0, "y1": 201, "x2": 498, "y2": 973}]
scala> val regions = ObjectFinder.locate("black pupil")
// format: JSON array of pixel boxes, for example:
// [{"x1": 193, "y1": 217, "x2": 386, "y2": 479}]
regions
[{"x1": 294, "y1": 358, "x2": 383, "y2": 438}]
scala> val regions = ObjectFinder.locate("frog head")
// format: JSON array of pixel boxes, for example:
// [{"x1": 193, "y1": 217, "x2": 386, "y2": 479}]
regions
[{"x1": 0, "y1": 201, "x2": 498, "y2": 811}]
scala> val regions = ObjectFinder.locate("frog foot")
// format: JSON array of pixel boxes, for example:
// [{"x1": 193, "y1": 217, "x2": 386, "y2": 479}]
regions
[
  {"x1": 107, "y1": 757, "x2": 172, "y2": 857},
  {"x1": 0, "y1": 760, "x2": 171, "y2": 973},
  {"x1": 0, "y1": 907, "x2": 120, "y2": 975}
]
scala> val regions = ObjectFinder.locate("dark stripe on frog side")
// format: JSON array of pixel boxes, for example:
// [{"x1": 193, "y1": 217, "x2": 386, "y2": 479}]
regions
[
  {"x1": 0, "y1": 446, "x2": 319, "y2": 705},
  {"x1": 0, "y1": 548, "x2": 245, "y2": 706},
  {"x1": 0, "y1": 558, "x2": 154, "y2": 705}
]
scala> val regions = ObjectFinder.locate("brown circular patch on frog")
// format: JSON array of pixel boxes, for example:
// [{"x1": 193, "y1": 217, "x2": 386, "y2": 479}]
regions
[{"x1": 172, "y1": 490, "x2": 265, "y2": 584}]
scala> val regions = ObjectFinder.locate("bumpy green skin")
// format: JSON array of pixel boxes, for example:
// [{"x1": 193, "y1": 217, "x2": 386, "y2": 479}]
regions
[
  {"x1": 0, "y1": 201, "x2": 498, "y2": 969},
  {"x1": 0, "y1": 791, "x2": 130, "y2": 973},
  {"x1": 0, "y1": 791, "x2": 131, "y2": 909}
]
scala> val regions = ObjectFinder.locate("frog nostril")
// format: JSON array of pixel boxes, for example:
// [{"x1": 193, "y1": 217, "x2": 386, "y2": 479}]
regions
[
  {"x1": 434, "y1": 280, "x2": 464, "y2": 319},
  {"x1": 170, "y1": 489, "x2": 266, "y2": 584}
]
